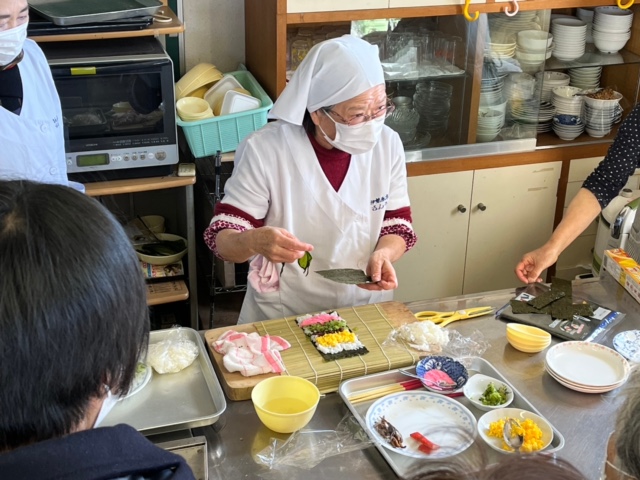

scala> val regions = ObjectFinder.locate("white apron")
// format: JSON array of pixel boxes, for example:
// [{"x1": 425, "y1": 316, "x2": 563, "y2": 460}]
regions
[
  {"x1": 226, "y1": 122, "x2": 409, "y2": 323},
  {"x1": 0, "y1": 39, "x2": 67, "y2": 185}
]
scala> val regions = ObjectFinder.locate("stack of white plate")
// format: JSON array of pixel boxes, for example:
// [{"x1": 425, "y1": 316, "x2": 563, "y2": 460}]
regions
[
  {"x1": 576, "y1": 7, "x2": 595, "y2": 43},
  {"x1": 537, "y1": 102, "x2": 556, "y2": 133},
  {"x1": 551, "y1": 17, "x2": 588, "y2": 61},
  {"x1": 487, "y1": 40, "x2": 517, "y2": 59},
  {"x1": 480, "y1": 77, "x2": 505, "y2": 105},
  {"x1": 568, "y1": 66, "x2": 602, "y2": 90},
  {"x1": 535, "y1": 71, "x2": 571, "y2": 103},
  {"x1": 545, "y1": 341, "x2": 630, "y2": 393},
  {"x1": 489, "y1": 11, "x2": 541, "y2": 37},
  {"x1": 551, "y1": 85, "x2": 584, "y2": 116},
  {"x1": 510, "y1": 98, "x2": 540, "y2": 125},
  {"x1": 592, "y1": 6, "x2": 633, "y2": 54}
]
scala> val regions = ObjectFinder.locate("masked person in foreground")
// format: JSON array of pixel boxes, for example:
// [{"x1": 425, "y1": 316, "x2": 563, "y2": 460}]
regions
[
  {"x1": 0, "y1": 180, "x2": 194, "y2": 479},
  {"x1": 205, "y1": 35, "x2": 417, "y2": 324}
]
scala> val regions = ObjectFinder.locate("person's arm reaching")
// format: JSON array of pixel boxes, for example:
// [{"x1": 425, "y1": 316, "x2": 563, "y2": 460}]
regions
[
  {"x1": 515, "y1": 188, "x2": 601, "y2": 283},
  {"x1": 215, "y1": 226, "x2": 313, "y2": 264}
]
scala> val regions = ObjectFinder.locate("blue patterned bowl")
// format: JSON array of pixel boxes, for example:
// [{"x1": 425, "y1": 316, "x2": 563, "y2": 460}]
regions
[{"x1": 416, "y1": 356, "x2": 469, "y2": 392}]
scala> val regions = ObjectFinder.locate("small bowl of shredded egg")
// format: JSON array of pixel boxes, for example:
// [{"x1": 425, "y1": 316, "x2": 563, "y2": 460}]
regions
[{"x1": 477, "y1": 407, "x2": 554, "y2": 454}]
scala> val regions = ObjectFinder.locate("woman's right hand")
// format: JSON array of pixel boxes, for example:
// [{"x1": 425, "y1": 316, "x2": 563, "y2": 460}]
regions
[
  {"x1": 250, "y1": 226, "x2": 313, "y2": 264},
  {"x1": 515, "y1": 245, "x2": 558, "y2": 284}
]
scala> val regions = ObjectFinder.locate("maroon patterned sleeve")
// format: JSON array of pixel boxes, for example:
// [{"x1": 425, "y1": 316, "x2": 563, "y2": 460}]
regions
[
  {"x1": 203, "y1": 203, "x2": 264, "y2": 260},
  {"x1": 381, "y1": 206, "x2": 417, "y2": 252}
]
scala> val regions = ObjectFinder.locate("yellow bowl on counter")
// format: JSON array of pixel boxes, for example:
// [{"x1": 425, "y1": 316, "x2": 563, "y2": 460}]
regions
[
  {"x1": 251, "y1": 376, "x2": 320, "y2": 433},
  {"x1": 506, "y1": 323, "x2": 551, "y2": 353}
]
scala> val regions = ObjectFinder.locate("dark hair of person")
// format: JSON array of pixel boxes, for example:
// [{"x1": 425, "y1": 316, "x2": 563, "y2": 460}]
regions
[
  {"x1": 302, "y1": 106, "x2": 335, "y2": 136},
  {"x1": 615, "y1": 368, "x2": 640, "y2": 478},
  {"x1": 0, "y1": 180, "x2": 149, "y2": 450}
]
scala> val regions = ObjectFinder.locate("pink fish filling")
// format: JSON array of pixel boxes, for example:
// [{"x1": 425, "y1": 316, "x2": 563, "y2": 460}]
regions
[
  {"x1": 422, "y1": 369, "x2": 456, "y2": 388},
  {"x1": 298, "y1": 313, "x2": 342, "y2": 328}
]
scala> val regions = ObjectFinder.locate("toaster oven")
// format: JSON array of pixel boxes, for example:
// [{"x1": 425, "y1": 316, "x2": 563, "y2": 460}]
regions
[{"x1": 40, "y1": 37, "x2": 178, "y2": 180}]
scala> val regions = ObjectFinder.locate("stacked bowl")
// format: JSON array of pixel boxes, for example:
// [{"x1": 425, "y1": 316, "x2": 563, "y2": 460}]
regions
[
  {"x1": 551, "y1": 86, "x2": 584, "y2": 116},
  {"x1": 592, "y1": 6, "x2": 633, "y2": 54},
  {"x1": 582, "y1": 88, "x2": 623, "y2": 137},
  {"x1": 176, "y1": 97, "x2": 214, "y2": 122},
  {"x1": 551, "y1": 17, "x2": 587, "y2": 61},
  {"x1": 568, "y1": 66, "x2": 602, "y2": 90},
  {"x1": 535, "y1": 71, "x2": 570, "y2": 103},
  {"x1": 576, "y1": 7, "x2": 595, "y2": 43},
  {"x1": 477, "y1": 108, "x2": 505, "y2": 143},
  {"x1": 515, "y1": 30, "x2": 553, "y2": 71},
  {"x1": 506, "y1": 323, "x2": 551, "y2": 353},
  {"x1": 553, "y1": 114, "x2": 585, "y2": 141},
  {"x1": 413, "y1": 81, "x2": 453, "y2": 137}
]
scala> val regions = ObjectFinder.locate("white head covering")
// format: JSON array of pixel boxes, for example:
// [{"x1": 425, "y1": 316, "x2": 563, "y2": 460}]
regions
[{"x1": 268, "y1": 35, "x2": 384, "y2": 125}]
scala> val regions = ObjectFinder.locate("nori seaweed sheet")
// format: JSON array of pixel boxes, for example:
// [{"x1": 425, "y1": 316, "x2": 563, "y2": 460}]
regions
[
  {"x1": 528, "y1": 290, "x2": 566, "y2": 309},
  {"x1": 316, "y1": 269, "x2": 372, "y2": 284},
  {"x1": 551, "y1": 277, "x2": 573, "y2": 298},
  {"x1": 510, "y1": 300, "x2": 551, "y2": 314},
  {"x1": 550, "y1": 297, "x2": 594, "y2": 319},
  {"x1": 315, "y1": 345, "x2": 370, "y2": 361}
]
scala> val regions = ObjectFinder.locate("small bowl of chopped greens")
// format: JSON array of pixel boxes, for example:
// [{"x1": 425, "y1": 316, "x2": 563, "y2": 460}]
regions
[
  {"x1": 463, "y1": 374, "x2": 514, "y2": 411},
  {"x1": 135, "y1": 233, "x2": 187, "y2": 265}
]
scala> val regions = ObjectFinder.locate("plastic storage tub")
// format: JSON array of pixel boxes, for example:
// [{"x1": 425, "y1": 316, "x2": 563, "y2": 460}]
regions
[{"x1": 177, "y1": 70, "x2": 273, "y2": 156}]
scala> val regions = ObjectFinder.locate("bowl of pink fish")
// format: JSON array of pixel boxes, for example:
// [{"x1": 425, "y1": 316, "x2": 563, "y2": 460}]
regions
[{"x1": 416, "y1": 356, "x2": 468, "y2": 393}]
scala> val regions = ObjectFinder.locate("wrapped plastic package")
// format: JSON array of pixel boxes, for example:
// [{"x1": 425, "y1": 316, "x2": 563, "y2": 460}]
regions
[{"x1": 147, "y1": 326, "x2": 199, "y2": 374}]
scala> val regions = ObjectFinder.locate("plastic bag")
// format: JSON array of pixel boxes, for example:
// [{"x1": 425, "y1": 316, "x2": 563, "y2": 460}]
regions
[
  {"x1": 383, "y1": 321, "x2": 490, "y2": 362},
  {"x1": 254, "y1": 414, "x2": 373, "y2": 470},
  {"x1": 147, "y1": 326, "x2": 199, "y2": 374}
]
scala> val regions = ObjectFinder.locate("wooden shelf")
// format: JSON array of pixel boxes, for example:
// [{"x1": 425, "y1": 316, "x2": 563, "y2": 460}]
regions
[
  {"x1": 29, "y1": 5, "x2": 184, "y2": 43},
  {"x1": 85, "y1": 174, "x2": 195, "y2": 197},
  {"x1": 147, "y1": 280, "x2": 189, "y2": 306}
]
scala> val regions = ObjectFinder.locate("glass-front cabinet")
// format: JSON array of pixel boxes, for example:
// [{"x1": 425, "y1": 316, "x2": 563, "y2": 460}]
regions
[{"x1": 245, "y1": 1, "x2": 640, "y2": 162}]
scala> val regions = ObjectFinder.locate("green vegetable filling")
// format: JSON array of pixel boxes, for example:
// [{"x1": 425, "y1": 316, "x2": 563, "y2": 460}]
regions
[{"x1": 479, "y1": 382, "x2": 509, "y2": 406}]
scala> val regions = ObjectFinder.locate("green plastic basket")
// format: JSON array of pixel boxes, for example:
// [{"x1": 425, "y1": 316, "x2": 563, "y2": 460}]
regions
[{"x1": 177, "y1": 70, "x2": 273, "y2": 156}]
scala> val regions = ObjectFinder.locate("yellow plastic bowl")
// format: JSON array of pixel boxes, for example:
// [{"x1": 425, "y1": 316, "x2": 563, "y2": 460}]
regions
[
  {"x1": 175, "y1": 63, "x2": 223, "y2": 100},
  {"x1": 506, "y1": 323, "x2": 552, "y2": 342},
  {"x1": 176, "y1": 97, "x2": 214, "y2": 121},
  {"x1": 251, "y1": 376, "x2": 320, "y2": 433}
]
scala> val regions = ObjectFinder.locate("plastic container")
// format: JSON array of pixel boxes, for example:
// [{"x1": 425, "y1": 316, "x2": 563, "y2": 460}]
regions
[
  {"x1": 175, "y1": 63, "x2": 223, "y2": 100},
  {"x1": 220, "y1": 90, "x2": 261, "y2": 115},
  {"x1": 177, "y1": 70, "x2": 273, "y2": 156},
  {"x1": 203, "y1": 75, "x2": 244, "y2": 112}
]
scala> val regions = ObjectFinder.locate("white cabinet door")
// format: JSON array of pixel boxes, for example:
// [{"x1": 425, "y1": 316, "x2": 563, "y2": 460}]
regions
[
  {"x1": 394, "y1": 171, "x2": 473, "y2": 302},
  {"x1": 287, "y1": 0, "x2": 388, "y2": 13},
  {"x1": 463, "y1": 162, "x2": 561, "y2": 294},
  {"x1": 389, "y1": 0, "x2": 484, "y2": 7}
]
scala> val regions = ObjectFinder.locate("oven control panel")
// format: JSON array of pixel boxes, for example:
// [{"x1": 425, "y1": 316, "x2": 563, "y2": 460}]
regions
[{"x1": 65, "y1": 145, "x2": 178, "y2": 173}]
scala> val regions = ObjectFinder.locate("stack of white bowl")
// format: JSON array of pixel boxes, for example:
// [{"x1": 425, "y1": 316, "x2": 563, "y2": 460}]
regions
[
  {"x1": 480, "y1": 76, "x2": 505, "y2": 105},
  {"x1": 576, "y1": 7, "x2": 595, "y2": 43},
  {"x1": 592, "y1": 6, "x2": 633, "y2": 54},
  {"x1": 551, "y1": 17, "x2": 588, "y2": 61},
  {"x1": 515, "y1": 30, "x2": 553, "y2": 71},
  {"x1": 477, "y1": 108, "x2": 505, "y2": 143},
  {"x1": 535, "y1": 71, "x2": 570, "y2": 103},
  {"x1": 551, "y1": 85, "x2": 584, "y2": 116},
  {"x1": 568, "y1": 66, "x2": 602, "y2": 90},
  {"x1": 553, "y1": 114, "x2": 585, "y2": 140},
  {"x1": 582, "y1": 88, "x2": 623, "y2": 138},
  {"x1": 486, "y1": 32, "x2": 517, "y2": 60}
]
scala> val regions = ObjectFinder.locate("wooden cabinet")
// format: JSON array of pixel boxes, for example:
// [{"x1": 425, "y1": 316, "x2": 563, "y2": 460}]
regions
[{"x1": 394, "y1": 162, "x2": 561, "y2": 302}]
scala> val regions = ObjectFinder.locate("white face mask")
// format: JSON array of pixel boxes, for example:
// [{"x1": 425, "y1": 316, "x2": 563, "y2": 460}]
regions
[
  {"x1": 319, "y1": 113, "x2": 385, "y2": 155},
  {"x1": 93, "y1": 388, "x2": 118, "y2": 428},
  {"x1": 0, "y1": 22, "x2": 27, "y2": 66}
]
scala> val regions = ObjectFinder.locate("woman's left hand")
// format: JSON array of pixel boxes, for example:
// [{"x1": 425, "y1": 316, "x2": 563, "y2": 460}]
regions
[{"x1": 359, "y1": 252, "x2": 397, "y2": 291}]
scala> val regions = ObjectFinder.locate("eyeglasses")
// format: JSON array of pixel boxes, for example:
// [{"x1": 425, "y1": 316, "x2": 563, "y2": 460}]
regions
[{"x1": 323, "y1": 99, "x2": 395, "y2": 127}]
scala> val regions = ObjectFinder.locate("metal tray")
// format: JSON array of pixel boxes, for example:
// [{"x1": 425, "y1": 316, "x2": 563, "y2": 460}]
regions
[
  {"x1": 63, "y1": 108, "x2": 108, "y2": 137},
  {"x1": 29, "y1": 0, "x2": 163, "y2": 26},
  {"x1": 339, "y1": 356, "x2": 565, "y2": 479},
  {"x1": 102, "y1": 328, "x2": 227, "y2": 436}
]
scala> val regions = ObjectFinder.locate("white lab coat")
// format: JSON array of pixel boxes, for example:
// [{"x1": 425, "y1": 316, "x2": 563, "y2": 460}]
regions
[
  {"x1": 0, "y1": 39, "x2": 67, "y2": 185},
  {"x1": 222, "y1": 121, "x2": 410, "y2": 323}
]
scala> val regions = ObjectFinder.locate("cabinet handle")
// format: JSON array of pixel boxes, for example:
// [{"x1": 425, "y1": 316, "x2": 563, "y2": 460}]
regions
[
  {"x1": 478, "y1": 203, "x2": 487, "y2": 211},
  {"x1": 457, "y1": 204, "x2": 467, "y2": 213}
]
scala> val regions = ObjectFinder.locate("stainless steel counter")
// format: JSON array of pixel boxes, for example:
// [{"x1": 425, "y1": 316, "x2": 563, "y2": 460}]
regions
[{"x1": 193, "y1": 275, "x2": 639, "y2": 480}]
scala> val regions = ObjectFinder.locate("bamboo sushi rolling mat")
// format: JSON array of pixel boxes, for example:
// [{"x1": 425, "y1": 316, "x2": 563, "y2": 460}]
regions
[{"x1": 204, "y1": 301, "x2": 421, "y2": 401}]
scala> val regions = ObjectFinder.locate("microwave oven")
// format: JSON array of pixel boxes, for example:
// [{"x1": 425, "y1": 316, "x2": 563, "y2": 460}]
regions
[{"x1": 41, "y1": 37, "x2": 178, "y2": 180}]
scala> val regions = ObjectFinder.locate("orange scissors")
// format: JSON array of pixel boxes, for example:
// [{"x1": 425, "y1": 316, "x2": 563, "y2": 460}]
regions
[{"x1": 414, "y1": 306, "x2": 495, "y2": 327}]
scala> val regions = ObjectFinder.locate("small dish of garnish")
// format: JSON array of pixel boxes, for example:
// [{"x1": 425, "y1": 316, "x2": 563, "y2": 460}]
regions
[{"x1": 463, "y1": 373, "x2": 514, "y2": 411}]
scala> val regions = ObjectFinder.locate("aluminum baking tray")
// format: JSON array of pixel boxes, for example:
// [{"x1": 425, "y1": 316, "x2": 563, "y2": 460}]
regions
[
  {"x1": 102, "y1": 328, "x2": 227, "y2": 436},
  {"x1": 29, "y1": 0, "x2": 163, "y2": 26},
  {"x1": 339, "y1": 356, "x2": 565, "y2": 479}
]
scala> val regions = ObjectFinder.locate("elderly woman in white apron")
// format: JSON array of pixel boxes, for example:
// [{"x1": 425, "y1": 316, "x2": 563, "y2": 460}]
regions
[
  {"x1": 0, "y1": 0, "x2": 67, "y2": 185},
  {"x1": 205, "y1": 35, "x2": 417, "y2": 324}
]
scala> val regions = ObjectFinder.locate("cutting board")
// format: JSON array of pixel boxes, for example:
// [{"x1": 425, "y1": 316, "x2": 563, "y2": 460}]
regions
[{"x1": 204, "y1": 301, "x2": 418, "y2": 401}]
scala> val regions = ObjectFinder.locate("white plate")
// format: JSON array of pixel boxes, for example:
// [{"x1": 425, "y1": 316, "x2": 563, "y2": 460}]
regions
[
  {"x1": 613, "y1": 330, "x2": 640, "y2": 362},
  {"x1": 477, "y1": 407, "x2": 554, "y2": 454},
  {"x1": 545, "y1": 341, "x2": 630, "y2": 387},
  {"x1": 545, "y1": 363, "x2": 624, "y2": 393},
  {"x1": 365, "y1": 391, "x2": 476, "y2": 459},
  {"x1": 119, "y1": 362, "x2": 152, "y2": 401}
]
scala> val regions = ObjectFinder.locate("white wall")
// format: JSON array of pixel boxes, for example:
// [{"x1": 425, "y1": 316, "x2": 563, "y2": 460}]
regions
[{"x1": 182, "y1": 0, "x2": 245, "y2": 73}]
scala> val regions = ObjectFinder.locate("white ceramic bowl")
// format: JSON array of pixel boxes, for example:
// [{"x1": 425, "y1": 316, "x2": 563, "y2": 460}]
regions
[
  {"x1": 477, "y1": 407, "x2": 554, "y2": 454},
  {"x1": 463, "y1": 374, "x2": 515, "y2": 411},
  {"x1": 583, "y1": 89, "x2": 623, "y2": 107},
  {"x1": 593, "y1": 35, "x2": 629, "y2": 54},
  {"x1": 517, "y1": 30, "x2": 553, "y2": 50}
]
